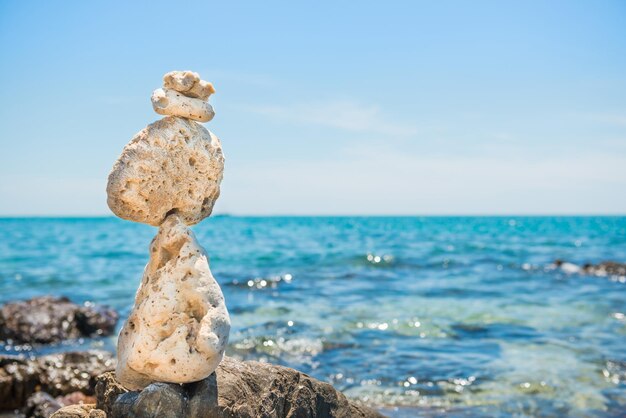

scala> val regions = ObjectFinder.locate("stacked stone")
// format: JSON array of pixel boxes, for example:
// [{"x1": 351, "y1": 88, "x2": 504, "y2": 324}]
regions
[
  {"x1": 106, "y1": 71, "x2": 230, "y2": 391},
  {"x1": 152, "y1": 71, "x2": 216, "y2": 122}
]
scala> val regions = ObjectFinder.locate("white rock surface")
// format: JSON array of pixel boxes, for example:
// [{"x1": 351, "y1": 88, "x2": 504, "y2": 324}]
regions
[
  {"x1": 106, "y1": 116, "x2": 224, "y2": 226},
  {"x1": 116, "y1": 214, "x2": 231, "y2": 390},
  {"x1": 152, "y1": 88, "x2": 215, "y2": 122},
  {"x1": 163, "y1": 70, "x2": 215, "y2": 100}
]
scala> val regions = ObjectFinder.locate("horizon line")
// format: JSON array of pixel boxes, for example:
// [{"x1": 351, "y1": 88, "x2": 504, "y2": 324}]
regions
[{"x1": 1, "y1": 213, "x2": 625, "y2": 219}]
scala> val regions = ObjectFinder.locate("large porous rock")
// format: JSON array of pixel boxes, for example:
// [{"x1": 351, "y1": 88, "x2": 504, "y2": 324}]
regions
[
  {"x1": 97, "y1": 357, "x2": 385, "y2": 418},
  {"x1": 106, "y1": 116, "x2": 224, "y2": 226},
  {"x1": 116, "y1": 214, "x2": 230, "y2": 390},
  {"x1": 0, "y1": 296, "x2": 118, "y2": 344},
  {"x1": 0, "y1": 351, "x2": 115, "y2": 411}
]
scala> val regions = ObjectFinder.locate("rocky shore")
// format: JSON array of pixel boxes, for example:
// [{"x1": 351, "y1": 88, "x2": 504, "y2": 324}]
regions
[
  {"x1": 1, "y1": 350, "x2": 115, "y2": 416},
  {"x1": 0, "y1": 296, "x2": 384, "y2": 417},
  {"x1": 89, "y1": 357, "x2": 382, "y2": 418},
  {"x1": 1, "y1": 348, "x2": 383, "y2": 417},
  {"x1": 3, "y1": 260, "x2": 625, "y2": 417}
]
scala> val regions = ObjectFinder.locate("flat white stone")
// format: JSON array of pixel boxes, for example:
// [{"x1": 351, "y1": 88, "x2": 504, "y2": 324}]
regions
[
  {"x1": 152, "y1": 88, "x2": 215, "y2": 122},
  {"x1": 163, "y1": 70, "x2": 215, "y2": 100},
  {"x1": 116, "y1": 214, "x2": 231, "y2": 390},
  {"x1": 106, "y1": 116, "x2": 224, "y2": 226}
]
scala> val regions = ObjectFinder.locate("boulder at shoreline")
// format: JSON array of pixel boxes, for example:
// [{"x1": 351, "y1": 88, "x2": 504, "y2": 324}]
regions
[
  {"x1": 94, "y1": 356, "x2": 384, "y2": 418},
  {"x1": 0, "y1": 296, "x2": 118, "y2": 344},
  {"x1": 0, "y1": 351, "x2": 115, "y2": 411},
  {"x1": 3, "y1": 352, "x2": 384, "y2": 417}
]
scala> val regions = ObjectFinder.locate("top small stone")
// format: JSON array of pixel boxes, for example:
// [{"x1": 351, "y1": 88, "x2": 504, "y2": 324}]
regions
[{"x1": 163, "y1": 71, "x2": 215, "y2": 100}]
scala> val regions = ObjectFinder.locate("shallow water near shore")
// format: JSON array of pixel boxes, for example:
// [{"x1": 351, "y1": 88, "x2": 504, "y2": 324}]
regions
[{"x1": 1, "y1": 216, "x2": 625, "y2": 417}]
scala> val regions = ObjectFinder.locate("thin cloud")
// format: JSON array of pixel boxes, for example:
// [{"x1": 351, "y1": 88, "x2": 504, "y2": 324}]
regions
[
  {"x1": 585, "y1": 113, "x2": 626, "y2": 127},
  {"x1": 218, "y1": 148, "x2": 626, "y2": 215},
  {"x1": 239, "y1": 100, "x2": 419, "y2": 136}
]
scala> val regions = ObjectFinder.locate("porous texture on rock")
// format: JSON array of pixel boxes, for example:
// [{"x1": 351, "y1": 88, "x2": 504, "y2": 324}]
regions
[
  {"x1": 116, "y1": 214, "x2": 230, "y2": 390},
  {"x1": 0, "y1": 296, "x2": 118, "y2": 344},
  {"x1": 0, "y1": 351, "x2": 115, "y2": 411},
  {"x1": 106, "y1": 116, "x2": 224, "y2": 226},
  {"x1": 97, "y1": 357, "x2": 385, "y2": 418},
  {"x1": 152, "y1": 88, "x2": 215, "y2": 122},
  {"x1": 50, "y1": 404, "x2": 105, "y2": 418},
  {"x1": 163, "y1": 70, "x2": 215, "y2": 100}
]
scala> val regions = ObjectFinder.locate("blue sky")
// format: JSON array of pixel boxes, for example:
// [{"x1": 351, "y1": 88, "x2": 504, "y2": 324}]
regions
[{"x1": 1, "y1": 1, "x2": 625, "y2": 215}]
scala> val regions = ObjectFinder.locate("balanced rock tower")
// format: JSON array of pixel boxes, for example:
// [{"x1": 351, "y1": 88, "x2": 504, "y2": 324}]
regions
[{"x1": 106, "y1": 71, "x2": 230, "y2": 390}]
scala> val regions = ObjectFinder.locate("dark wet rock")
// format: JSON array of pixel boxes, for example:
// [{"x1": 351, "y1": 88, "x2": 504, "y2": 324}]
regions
[
  {"x1": 0, "y1": 356, "x2": 40, "y2": 410},
  {"x1": 0, "y1": 412, "x2": 26, "y2": 418},
  {"x1": 112, "y1": 383, "x2": 187, "y2": 418},
  {"x1": 94, "y1": 372, "x2": 126, "y2": 416},
  {"x1": 0, "y1": 296, "x2": 118, "y2": 344},
  {"x1": 37, "y1": 351, "x2": 115, "y2": 397},
  {"x1": 96, "y1": 356, "x2": 384, "y2": 418},
  {"x1": 0, "y1": 351, "x2": 115, "y2": 411},
  {"x1": 187, "y1": 376, "x2": 219, "y2": 417},
  {"x1": 75, "y1": 304, "x2": 119, "y2": 337},
  {"x1": 23, "y1": 392, "x2": 63, "y2": 418},
  {"x1": 50, "y1": 404, "x2": 105, "y2": 418}
]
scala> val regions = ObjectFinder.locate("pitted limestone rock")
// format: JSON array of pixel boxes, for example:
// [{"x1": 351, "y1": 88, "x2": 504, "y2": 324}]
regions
[
  {"x1": 106, "y1": 116, "x2": 224, "y2": 226},
  {"x1": 151, "y1": 88, "x2": 215, "y2": 122},
  {"x1": 116, "y1": 214, "x2": 230, "y2": 390},
  {"x1": 163, "y1": 70, "x2": 215, "y2": 100}
]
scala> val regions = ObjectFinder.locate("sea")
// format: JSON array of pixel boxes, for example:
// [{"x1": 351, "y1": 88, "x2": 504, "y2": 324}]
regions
[{"x1": 0, "y1": 216, "x2": 625, "y2": 417}]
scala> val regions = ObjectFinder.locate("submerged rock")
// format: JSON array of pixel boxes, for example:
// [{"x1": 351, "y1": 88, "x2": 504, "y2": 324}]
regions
[
  {"x1": 553, "y1": 259, "x2": 626, "y2": 278},
  {"x1": 97, "y1": 356, "x2": 384, "y2": 418},
  {"x1": 582, "y1": 261, "x2": 626, "y2": 277},
  {"x1": 0, "y1": 296, "x2": 118, "y2": 344},
  {"x1": 0, "y1": 351, "x2": 115, "y2": 411},
  {"x1": 116, "y1": 214, "x2": 230, "y2": 390}
]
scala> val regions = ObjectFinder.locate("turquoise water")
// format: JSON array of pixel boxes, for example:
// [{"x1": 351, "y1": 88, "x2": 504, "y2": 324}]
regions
[{"x1": 1, "y1": 216, "x2": 625, "y2": 417}]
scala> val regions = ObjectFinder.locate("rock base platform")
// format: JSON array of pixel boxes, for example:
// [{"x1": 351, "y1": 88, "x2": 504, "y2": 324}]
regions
[{"x1": 55, "y1": 356, "x2": 384, "y2": 418}]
